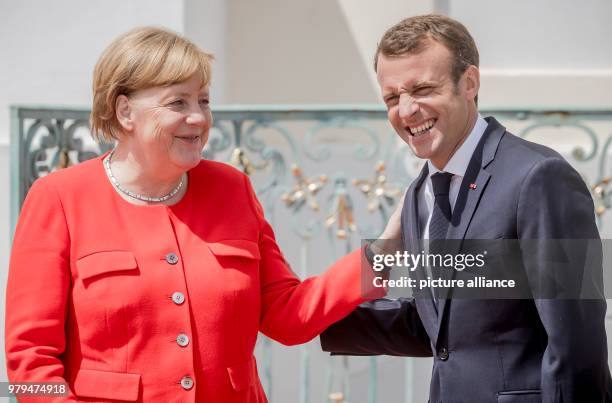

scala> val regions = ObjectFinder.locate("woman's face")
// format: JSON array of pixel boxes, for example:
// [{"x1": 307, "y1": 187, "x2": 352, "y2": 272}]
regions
[{"x1": 119, "y1": 74, "x2": 212, "y2": 175}]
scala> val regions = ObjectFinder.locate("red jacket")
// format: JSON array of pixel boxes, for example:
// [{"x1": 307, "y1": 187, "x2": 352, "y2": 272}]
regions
[{"x1": 6, "y1": 155, "x2": 383, "y2": 402}]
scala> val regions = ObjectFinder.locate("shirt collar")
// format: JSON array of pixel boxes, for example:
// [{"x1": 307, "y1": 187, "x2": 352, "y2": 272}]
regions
[{"x1": 427, "y1": 114, "x2": 488, "y2": 178}]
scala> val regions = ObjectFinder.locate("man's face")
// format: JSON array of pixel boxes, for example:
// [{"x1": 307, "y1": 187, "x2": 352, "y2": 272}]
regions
[{"x1": 377, "y1": 40, "x2": 479, "y2": 169}]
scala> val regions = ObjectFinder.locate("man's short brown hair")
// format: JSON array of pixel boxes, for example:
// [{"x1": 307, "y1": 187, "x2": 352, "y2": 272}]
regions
[{"x1": 374, "y1": 14, "x2": 479, "y2": 86}]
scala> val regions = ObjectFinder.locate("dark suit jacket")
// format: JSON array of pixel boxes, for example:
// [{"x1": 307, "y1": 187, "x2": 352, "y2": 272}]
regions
[{"x1": 321, "y1": 117, "x2": 612, "y2": 403}]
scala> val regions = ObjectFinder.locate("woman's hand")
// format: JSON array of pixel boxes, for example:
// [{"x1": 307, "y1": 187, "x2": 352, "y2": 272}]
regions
[
  {"x1": 380, "y1": 189, "x2": 406, "y2": 240},
  {"x1": 371, "y1": 189, "x2": 407, "y2": 255}
]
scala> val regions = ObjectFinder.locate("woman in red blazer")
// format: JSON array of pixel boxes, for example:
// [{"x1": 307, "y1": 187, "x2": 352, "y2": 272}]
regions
[{"x1": 5, "y1": 27, "x2": 393, "y2": 402}]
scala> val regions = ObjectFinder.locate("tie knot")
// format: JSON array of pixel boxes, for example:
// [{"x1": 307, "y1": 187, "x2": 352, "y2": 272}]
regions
[{"x1": 431, "y1": 172, "x2": 453, "y2": 197}]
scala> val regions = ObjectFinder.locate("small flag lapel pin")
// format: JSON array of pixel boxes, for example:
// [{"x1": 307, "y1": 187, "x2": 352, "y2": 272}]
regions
[{"x1": 469, "y1": 183, "x2": 477, "y2": 190}]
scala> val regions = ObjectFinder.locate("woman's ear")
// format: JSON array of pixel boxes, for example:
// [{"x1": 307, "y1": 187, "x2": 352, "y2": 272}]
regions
[{"x1": 115, "y1": 95, "x2": 133, "y2": 131}]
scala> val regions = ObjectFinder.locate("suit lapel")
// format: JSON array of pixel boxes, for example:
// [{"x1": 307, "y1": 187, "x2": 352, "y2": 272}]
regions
[
  {"x1": 402, "y1": 164, "x2": 441, "y2": 339},
  {"x1": 402, "y1": 163, "x2": 428, "y2": 254},
  {"x1": 434, "y1": 118, "x2": 506, "y2": 344}
]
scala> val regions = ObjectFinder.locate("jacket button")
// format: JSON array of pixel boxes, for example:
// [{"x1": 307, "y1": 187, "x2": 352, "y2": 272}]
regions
[
  {"x1": 439, "y1": 347, "x2": 449, "y2": 361},
  {"x1": 176, "y1": 333, "x2": 190, "y2": 347},
  {"x1": 172, "y1": 292, "x2": 185, "y2": 305},
  {"x1": 165, "y1": 253, "x2": 179, "y2": 265},
  {"x1": 180, "y1": 376, "x2": 194, "y2": 390}
]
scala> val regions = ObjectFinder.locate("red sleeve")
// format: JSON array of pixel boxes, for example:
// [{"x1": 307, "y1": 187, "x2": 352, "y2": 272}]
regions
[
  {"x1": 5, "y1": 178, "x2": 78, "y2": 402},
  {"x1": 242, "y1": 175, "x2": 386, "y2": 346}
]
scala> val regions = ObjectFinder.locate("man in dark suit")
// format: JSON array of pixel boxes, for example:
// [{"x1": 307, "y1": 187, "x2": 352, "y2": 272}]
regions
[{"x1": 321, "y1": 14, "x2": 611, "y2": 402}]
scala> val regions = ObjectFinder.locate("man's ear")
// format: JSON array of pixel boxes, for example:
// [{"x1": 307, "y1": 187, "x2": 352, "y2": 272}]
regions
[
  {"x1": 463, "y1": 65, "x2": 480, "y2": 103},
  {"x1": 115, "y1": 95, "x2": 133, "y2": 131}
]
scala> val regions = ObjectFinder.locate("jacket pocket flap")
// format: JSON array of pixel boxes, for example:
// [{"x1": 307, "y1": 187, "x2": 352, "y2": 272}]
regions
[
  {"x1": 208, "y1": 240, "x2": 260, "y2": 260},
  {"x1": 73, "y1": 368, "x2": 141, "y2": 401},
  {"x1": 227, "y1": 357, "x2": 256, "y2": 391},
  {"x1": 77, "y1": 251, "x2": 138, "y2": 280}
]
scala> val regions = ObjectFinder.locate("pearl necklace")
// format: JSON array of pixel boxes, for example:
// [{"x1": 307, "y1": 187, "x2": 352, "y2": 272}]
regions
[{"x1": 104, "y1": 150, "x2": 184, "y2": 203}]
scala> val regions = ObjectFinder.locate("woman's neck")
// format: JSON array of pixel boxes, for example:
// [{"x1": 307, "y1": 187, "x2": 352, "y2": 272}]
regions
[{"x1": 106, "y1": 147, "x2": 187, "y2": 204}]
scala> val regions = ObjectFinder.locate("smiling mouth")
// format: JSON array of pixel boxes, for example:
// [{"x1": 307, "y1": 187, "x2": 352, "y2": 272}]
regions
[
  {"x1": 407, "y1": 118, "x2": 437, "y2": 137},
  {"x1": 175, "y1": 135, "x2": 200, "y2": 143}
]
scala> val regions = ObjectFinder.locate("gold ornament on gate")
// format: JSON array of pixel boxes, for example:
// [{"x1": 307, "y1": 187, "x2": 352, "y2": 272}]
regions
[
  {"x1": 325, "y1": 181, "x2": 357, "y2": 239},
  {"x1": 353, "y1": 161, "x2": 401, "y2": 212},
  {"x1": 230, "y1": 147, "x2": 256, "y2": 176},
  {"x1": 592, "y1": 177, "x2": 612, "y2": 216},
  {"x1": 56, "y1": 148, "x2": 72, "y2": 170},
  {"x1": 328, "y1": 392, "x2": 345, "y2": 402},
  {"x1": 281, "y1": 164, "x2": 328, "y2": 211},
  {"x1": 230, "y1": 147, "x2": 268, "y2": 176}
]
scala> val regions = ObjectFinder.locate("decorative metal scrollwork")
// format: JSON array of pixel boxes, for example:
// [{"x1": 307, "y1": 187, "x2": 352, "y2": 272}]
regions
[
  {"x1": 519, "y1": 120, "x2": 599, "y2": 162},
  {"x1": 303, "y1": 117, "x2": 380, "y2": 161},
  {"x1": 21, "y1": 116, "x2": 111, "y2": 189}
]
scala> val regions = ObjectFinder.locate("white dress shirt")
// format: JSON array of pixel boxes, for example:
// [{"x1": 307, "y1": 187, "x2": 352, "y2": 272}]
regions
[
  {"x1": 416, "y1": 115, "x2": 488, "y2": 302},
  {"x1": 417, "y1": 115, "x2": 488, "y2": 239}
]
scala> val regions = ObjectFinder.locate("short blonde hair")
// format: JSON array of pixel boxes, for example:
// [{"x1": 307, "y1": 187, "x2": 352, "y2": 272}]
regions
[{"x1": 91, "y1": 26, "x2": 214, "y2": 142}]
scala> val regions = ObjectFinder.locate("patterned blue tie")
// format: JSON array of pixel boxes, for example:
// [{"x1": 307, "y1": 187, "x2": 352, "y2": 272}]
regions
[
  {"x1": 429, "y1": 172, "x2": 453, "y2": 240},
  {"x1": 428, "y1": 172, "x2": 453, "y2": 305}
]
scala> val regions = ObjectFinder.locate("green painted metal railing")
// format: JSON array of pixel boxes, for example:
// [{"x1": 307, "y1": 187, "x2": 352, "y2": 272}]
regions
[{"x1": 10, "y1": 104, "x2": 612, "y2": 402}]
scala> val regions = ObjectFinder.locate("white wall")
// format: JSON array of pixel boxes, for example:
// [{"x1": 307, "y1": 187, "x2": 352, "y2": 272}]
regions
[
  {"x1": 184, "y1": 0, "x2": 228, "y2": 103},
  {"x1": 450, "y1": 0, "x2": 612, "y2": 108},
  {"x1": 226, "y1": 0, "x2": 376, "y2": 104},
  {"x1": 228, "y1": 0, "x2": 612, "y2": 109},
  {"x1": 0, "y1": 0, "x2": 186, "y2": 143},
  {"x1": 451, "y1": 0, "x2": 612, "y2": 70},
  {"x1": 337, "y1": 0, "x2": 438, "y2": 95}
]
